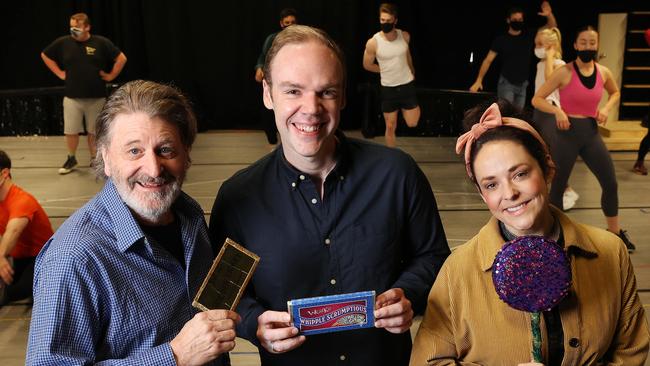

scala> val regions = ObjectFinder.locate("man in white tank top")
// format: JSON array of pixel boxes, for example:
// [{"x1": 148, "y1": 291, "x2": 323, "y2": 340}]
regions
[{"x1": 363, "y1": 3, "x2": 420, "y2": 147}]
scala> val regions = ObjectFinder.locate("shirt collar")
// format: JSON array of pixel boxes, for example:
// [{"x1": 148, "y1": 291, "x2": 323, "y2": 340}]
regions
[
  {"x1": 276, "y1": 129, "x2": 350, "y2": 187},
  {"x1": 99, "y1": 180, "x2": 145, "y2": 252},
  {"x1": 478, "y1": 206, "x2": 599, "y2": 272}
]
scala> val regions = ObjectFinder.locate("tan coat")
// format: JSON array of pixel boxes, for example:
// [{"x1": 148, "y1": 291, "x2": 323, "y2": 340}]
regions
[{"x1": 411, "y1": 208, "x2": 649, "y2": 366}]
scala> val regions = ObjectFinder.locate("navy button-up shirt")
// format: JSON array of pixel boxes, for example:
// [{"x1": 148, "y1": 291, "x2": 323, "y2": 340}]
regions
[
  {"x1": 27, "y1": 180, "x2": 228, "y2": 366},
  {"x1": 210, "y1": 131, "x2": 450, "y2": 366}
]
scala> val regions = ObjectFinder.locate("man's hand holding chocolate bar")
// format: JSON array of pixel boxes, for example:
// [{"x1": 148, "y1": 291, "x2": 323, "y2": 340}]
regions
[
  {"x1": 256, "y1": 310, "x2": 306, "y2": 354},
  {"x1": 170, "y1": 309, "x2": 241, "y2": 366},
  {"x1": 373, "y1": 288, "x2": 414, "y2": 334}
]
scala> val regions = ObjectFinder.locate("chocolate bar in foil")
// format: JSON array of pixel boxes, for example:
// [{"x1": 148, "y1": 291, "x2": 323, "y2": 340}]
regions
[{"x1": 193, "y1": 238, "x2": 260, "y2": 312}]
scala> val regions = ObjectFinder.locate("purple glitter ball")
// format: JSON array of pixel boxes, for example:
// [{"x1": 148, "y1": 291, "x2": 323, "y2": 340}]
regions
[{"x1": 492, "y1": 235, "x2": 571, "y2": 312}]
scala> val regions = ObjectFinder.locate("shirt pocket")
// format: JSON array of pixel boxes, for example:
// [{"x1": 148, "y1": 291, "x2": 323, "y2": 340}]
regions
[{"x1": 352, "y1": 221, "x2": 401, "y2": 288}]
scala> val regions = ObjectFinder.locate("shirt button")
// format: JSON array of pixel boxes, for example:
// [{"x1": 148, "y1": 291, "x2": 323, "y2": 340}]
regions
[
  {"x1": 299, "y1": 175, "x2": 306, "y2": 180},
  {"x1": 325, "y1": 238, "x2": 331, "y2": 245},
  {"x1": 339, "y1": 176, "x2": 345, "y2": 180},
  {"x1": 291, "y1": 182, "x2": 296, "y2": 188},
  {"x1": 330, "y1": 278, "x2": 336, "y2": 285},
  {"x1": 569, "y1": 338, "x2": 580, "y2": 348},
  {"x1": 339, "y1": 354, "x2": 346, "y2": 361},
  {"x1": 311, "y1": 198, "x2": 318, "y2": 204}
]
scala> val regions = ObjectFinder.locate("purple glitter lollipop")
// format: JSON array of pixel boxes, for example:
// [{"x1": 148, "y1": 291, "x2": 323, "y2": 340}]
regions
[{"x1": 492, "y1": 235, "x2": 571, "y2": 312}]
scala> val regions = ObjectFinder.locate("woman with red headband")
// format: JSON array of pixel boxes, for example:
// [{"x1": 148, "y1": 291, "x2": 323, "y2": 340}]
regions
[{"x1": 409, "y1": 100, "x2": 648, "y2": 366}]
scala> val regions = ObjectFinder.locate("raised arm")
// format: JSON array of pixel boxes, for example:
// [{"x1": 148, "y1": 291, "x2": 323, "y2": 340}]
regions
[
  {"x1": 538, "y1": 1, "x2": 557, "y2": 29},
  {"x1": 543, "y1": 48, "x2": 563, "y2": 80}
]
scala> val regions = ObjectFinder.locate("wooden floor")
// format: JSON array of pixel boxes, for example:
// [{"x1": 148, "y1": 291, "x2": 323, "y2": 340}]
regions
[{"x1": 1, "y1": 131, "x2": 649, "y2": 365}]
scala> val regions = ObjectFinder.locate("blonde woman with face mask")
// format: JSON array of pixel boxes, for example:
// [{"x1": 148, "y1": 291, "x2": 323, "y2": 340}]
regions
[
  {"x1": 532, "y1": 27, "x2": 579, "y2": 211},
  {"x1": 534, "y1": 27, "x2": 564, "y2": 107}
]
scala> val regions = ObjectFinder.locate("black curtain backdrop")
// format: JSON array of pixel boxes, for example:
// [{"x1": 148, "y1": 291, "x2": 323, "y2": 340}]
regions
[{"x1": 0, "y1": 0, "x2": 641, "y2": 131}]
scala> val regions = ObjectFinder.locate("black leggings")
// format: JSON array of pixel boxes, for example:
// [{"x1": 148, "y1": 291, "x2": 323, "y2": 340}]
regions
[
  {"x1": 2, "y1": 256, "x2": 35, "y2": 305},
  {"x1": 532, "y1": 108, "x2": 559, "y2": 157},
  {"x1": 549, "y1": 117, "x2": 618, "y2": 217},
  {"x1": 637, "y1": 130, "x2": 650, "y2": 162}
]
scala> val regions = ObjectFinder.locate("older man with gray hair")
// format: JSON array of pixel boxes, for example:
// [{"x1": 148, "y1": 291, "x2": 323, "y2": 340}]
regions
[{"x1": 27, "y1": 80, "x2": 239, "y2": 366}]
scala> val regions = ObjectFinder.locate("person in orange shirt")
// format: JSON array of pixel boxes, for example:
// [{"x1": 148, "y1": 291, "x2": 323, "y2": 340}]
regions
[{"x1": 0, "y1": 150, "x2": 54, "y2": 305}]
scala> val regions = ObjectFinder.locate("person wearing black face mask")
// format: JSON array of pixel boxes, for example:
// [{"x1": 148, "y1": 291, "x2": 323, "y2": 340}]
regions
[
  {"x1": 576, "y1": 49, "x2": 597, "y2": 63},
  {"x1": 533, "y1": 26, "x2": 637, "y2": 252},
  {"x1": 41, "y1": 12, "x2": 127, "y2": 175},
  {"x1": 363, "y1": 3, "x2": 420, "y2": 147},
  {"x1": 380, "y1": 21, "x2": 395, "y2": 34},
  {"x1": 470, "y1": 2, "x2": 556, "y2": 111}
]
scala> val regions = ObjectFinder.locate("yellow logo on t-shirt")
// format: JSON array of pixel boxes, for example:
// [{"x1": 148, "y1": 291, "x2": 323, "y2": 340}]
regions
[{"x1": 86, "y1": 46, "x2": 96, "y2": 55}]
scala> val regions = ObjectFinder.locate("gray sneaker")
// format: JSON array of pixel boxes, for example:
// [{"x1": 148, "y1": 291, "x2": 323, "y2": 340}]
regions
[{"x1": 58, "y1": 155, "x2": 78, "y2": 175}]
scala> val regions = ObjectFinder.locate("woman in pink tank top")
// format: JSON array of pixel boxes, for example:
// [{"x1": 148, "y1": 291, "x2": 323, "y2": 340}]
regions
[
  {"x1": 531, "y1": 26, "x2": 636, "y2": 252},
  {"x1": 532, "y1": 26, "x2": 619, "y2": 128}
]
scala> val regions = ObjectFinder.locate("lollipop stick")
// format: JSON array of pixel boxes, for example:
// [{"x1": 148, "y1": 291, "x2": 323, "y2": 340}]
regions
[{"x1": 531, "y1": 312, "x2": 543, "y2": 362}]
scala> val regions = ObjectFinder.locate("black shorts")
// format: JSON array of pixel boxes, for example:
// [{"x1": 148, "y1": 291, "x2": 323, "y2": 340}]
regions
[{"x1": 380, "y1": 80, "x2": 419, "y2": 113}]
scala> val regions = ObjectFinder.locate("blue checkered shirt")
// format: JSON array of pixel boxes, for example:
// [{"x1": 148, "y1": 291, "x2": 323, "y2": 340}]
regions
[{"x1": 27, "y1": 180, "x2": 228, "y2": 365}]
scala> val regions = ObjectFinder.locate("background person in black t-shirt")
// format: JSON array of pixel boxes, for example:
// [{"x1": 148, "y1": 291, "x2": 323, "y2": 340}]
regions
[
  {"x1": 254, "y1": 8, "x2": 299, "y2": 146},
  {"x1": 41, "y1": 13, "x2": 127, "y2": 175},
  {"x1": 469, "y1": 2, "x2": 556, "y2": 110}
]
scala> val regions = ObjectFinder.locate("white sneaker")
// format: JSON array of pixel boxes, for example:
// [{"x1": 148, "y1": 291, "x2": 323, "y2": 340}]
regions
[
  {"x1": 562, "y1": 194, "x2": 576, "y2": 211},
  {"x1": 564, "y1": 188, "x2": 579, "y2": 203}
]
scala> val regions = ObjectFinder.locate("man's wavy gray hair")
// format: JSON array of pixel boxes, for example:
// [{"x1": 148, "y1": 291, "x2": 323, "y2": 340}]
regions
[{"x1": 92, "y1": 80, "x2": 197, "y2": 179}]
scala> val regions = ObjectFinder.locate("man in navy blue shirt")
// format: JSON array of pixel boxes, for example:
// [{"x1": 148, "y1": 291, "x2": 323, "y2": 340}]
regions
[
  {"x1": 27, "y1": 80, "x2": 238, "y2": 365},
  {"x1": 210, "y1": 25, "x2": 450, "y2": 365},
  {"x1": 254, "y1": 8, "x2": 299, "y2": 145}
]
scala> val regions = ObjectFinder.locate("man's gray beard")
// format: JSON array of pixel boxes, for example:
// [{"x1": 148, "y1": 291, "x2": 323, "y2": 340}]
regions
[{"x1": 116, "y1": 179, "x2": 182, "y2": 223}]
